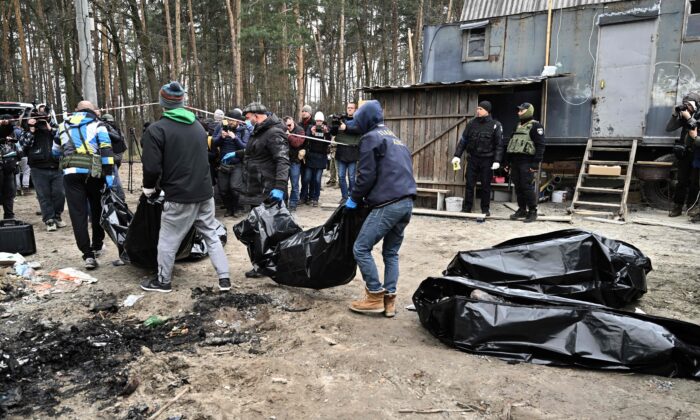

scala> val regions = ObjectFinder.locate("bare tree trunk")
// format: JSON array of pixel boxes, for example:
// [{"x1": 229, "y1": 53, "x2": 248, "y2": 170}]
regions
[
  {"x1": 338, "y1": 0, "x2": 346, "y2": 103},
  {"x1": 224, "y1": 0, "x2": 238, "y2": 103},
  {"x1": 100, "y1": 24, "x2": 112, "y2": 107},
  {"x1": 175, "y1": 0, "x2": 182, "y2": 79},
  {"x1": 12, "y1": 0, "x2": 33, "y2": 100},
  {"x1": 312, "y1": 27, "x2": 327, "y2": 104},
  {"x1": 186, "y1": 0, "x2": 201, "y2": 105},
  {"x1": 163, "y1": 0, "x2": 176, "y2": 80},
  {"x1": 280, "y1": 3, "x2": 290, "y2": 112},
  {"x1": 233, "y1": 0, "x2": 243, "y2": 105},
  {"x1": 127, "y1": 0, "x2": 160, "y2": 116},
  {"x1": 415, "y1": 0, "x2": 424, "y2": 82},
  {"x1": 0, "y1": 6, "x2": 11, "y2": 97},
  {"x1": 294, "y1": 1, "x2": 305, "y2": 118},
  {"x1": 391, "y1": 0, "x2": 398, "y2": 83}
]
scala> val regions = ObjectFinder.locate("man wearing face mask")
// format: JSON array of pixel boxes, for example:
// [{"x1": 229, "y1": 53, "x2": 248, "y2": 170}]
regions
[
  {"x1": 451, "y1": 101, "x2": 503, "y2": 215},
  {"x1": 221, "y1": 102, "x2": 290, "y2": 278},
  {"x1": 666, "y1": 93, "x2": 700, "y2": 217},
  {"x1": 23, "y1": 113, "x2": 66, "y2": 231},
  {"x1": 502, "y1": 102, "x2": 545, "y2": 223}
]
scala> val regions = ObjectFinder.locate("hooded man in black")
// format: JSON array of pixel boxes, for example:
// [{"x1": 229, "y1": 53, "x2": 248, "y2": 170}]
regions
[{"x1": 452, "y1": 100, "x2": 503, "y2": 215}]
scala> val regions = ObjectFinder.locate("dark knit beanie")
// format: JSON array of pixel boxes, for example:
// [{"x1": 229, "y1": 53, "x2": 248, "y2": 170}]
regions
[
  {"x1": 160, "y1": 81, "x2": 186, "y2": 109},
  {"x1": 478, "y1": 100, "x2": 492, "y2": 113}
]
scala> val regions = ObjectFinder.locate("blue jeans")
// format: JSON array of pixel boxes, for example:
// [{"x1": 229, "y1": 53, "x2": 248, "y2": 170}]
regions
[
  {"x1": 305, "y1": 167, "x2": 324, "y2": 201},
  {"x1": 288, "y1": 162, "x2": 301, "y2": 208},
  {"x1": 337, "y1": 160, "x2": 356, "y2": 199},
  {"x1": 31, "y1": 167, "x2": 65, "y2": 223},
  {"x1": 353, "y1": 198, "x2": 413, "y2": 294}
]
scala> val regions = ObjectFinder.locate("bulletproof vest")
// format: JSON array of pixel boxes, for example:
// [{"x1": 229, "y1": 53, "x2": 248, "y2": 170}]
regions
[
  {"x1": 467, "y1": 117, "x2": 499, "y2": 156},
  {"x1": 507, "y1": 120, "x2": 537, "y2": 155}
]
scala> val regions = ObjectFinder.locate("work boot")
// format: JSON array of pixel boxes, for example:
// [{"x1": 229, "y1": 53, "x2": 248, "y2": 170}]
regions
[
  {"x1": 524, "y1": 209, "x2": 538, "y2": 223},
  {"x1": 509, "y1": 208, "x2": 527, "y2": 220},
  {"x1": 384, "y1": 293, "x2": 397, "y2": 318},
  {"x1": 349, "y1": 288, "x2": 386, "y2": 314},
  {"x1": 669, "y1": 204, "x2": 683, "y2": 217}
]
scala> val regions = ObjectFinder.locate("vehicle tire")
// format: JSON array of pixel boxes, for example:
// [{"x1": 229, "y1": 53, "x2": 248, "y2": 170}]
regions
[{"x1": 641, "y1": 153, "x2": 677, "y2": 211}]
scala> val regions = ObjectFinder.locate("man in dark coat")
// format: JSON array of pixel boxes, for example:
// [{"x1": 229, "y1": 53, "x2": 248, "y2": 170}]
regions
[
  {"x1": 451, "y1": 100, "x2": 503, "y2": 215},
  {"x1": 221, "y1": 102, "x2": 290, "y2": 278}
]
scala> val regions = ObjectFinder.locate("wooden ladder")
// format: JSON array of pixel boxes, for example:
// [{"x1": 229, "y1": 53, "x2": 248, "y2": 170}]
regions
[{"x1": 570, "y1": 138, "x2": 638, "y2": 220}]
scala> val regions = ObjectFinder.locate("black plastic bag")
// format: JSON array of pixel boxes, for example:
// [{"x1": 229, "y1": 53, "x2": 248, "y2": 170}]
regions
[
  {"x1": 233, "y1": 201, "x2": 302, "y2": 271},
  {"x1": 122, "y1": 194, "x2": 195, "y2": 268},
  {"x1": 443, "y1": 229, "x2": 651, "y2": 308},
  {"x1": 99, "y1": 190, "x2": 133, "y2": 259},
  {"x1": 413, "y1": 276, "x2": 700, "y2": 379},
  {"x1": 269, "y1": 206, "x2": 369, "y2": 289},
  {"x1": 187, "y1": 223, "x2": 228, "y2": 261}
]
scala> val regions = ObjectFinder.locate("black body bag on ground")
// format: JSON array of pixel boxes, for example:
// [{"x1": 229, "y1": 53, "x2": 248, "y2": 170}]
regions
[
  {"x1": 412, "y1": 276, "x2": 700, "y2": 380},
  {"x1": 233, "y1": 201, "x2": 302, "y2": 272},
  {"x1": 122, "y1": 194, "x2": 195, "y2": 268},
  {"x1": 269, "y1": 206, "x2": 369, "y2": 289},
  {"x1": 100, "y1": 189, "x2": 133, "y2": 259},
  {"x1": 443, "y1": 229, "x2": 651, "y2": 308}
]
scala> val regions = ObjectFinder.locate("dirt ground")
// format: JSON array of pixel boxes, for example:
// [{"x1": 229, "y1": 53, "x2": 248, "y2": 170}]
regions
[{"x1": 2, "y1": 169, "x2": 700, "y2": 420}]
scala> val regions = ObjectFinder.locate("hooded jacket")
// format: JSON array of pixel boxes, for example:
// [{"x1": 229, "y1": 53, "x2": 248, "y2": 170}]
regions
[
  {"x1": 55, "y1": 109, "x2": 114, "y2": 176},
  {"x1": 142, "y1": 108, "x2": 213, "y2": 203},
  {"x1": 350, "y1": 100, "x2": 416, "y2": 207},
  {"x1": 236, "y1": 113, "x2": 290, "y2": 206}
]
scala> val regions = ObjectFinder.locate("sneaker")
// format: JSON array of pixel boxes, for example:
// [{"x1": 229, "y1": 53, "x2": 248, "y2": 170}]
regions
[
  {"x1": 245, "y1": 269, "x2": 264, "y2": 279},
  {"x1": 93, "y1": 245, "x2": 105, "y2": 258},
  {"x1": 524, "y1": 209, "x2": 538, "y2": 223},
  {"x1": 509, "y1": 208, "x2": 527, "y2": 220},
  {"x1": 46, "y1": 220, "x2": 57, "y2": 232},
  {"x1": 55, "y1": 219, "x2": 67, "y2": 228},
  {"x1": 84, "y1": 257, "x2": 98, "y2": 270},
  {"x1": 140, "y1": 277, "x2": 172, "y2": 293},
  {"x1": 312, "y1": 201, "x2": 319, "y2": 207},
  {"x1": 218, "y1": 278, "x2": 231, "y2": 291}
]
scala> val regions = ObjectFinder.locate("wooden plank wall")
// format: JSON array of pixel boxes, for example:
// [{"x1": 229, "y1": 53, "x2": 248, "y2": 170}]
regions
[{"x1": 372, "y1": 88, "x2": 478, "y2": 200}]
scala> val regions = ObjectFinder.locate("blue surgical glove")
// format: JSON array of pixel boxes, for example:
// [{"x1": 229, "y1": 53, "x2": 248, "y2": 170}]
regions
[
  {"x1": 105, "y1": 175, "x2": 114, "y2": 189},
  {"x1": 345, "y1": 198, "x2": 358, "y2": 209},
  {"x1": 221, "y1": 152, "x2": 236, "y2": 164},
  {"x1": 269, "y1": 188, "x2": 284, "y2": 202}
]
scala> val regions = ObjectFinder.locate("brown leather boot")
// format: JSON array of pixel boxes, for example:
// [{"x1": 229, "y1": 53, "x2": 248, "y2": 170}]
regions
[
  {"x1": 350, "y1": 288, "x2": 385, "y2": 314},
  {"x1": 384, "y1": 294, "x2": 396, "y2": 318}
]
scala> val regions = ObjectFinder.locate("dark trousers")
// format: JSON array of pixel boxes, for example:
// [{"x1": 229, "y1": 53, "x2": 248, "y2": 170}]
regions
[
  {"x1": 217, "y1": 165, "x2": 243, "y2": 213},
  {"x1": 64, "y1": 173, "x2": 105, "y2": 259},
  {"x1": 674, "y1": 154, "x2": 700, "y2": 207},
  {"x1": 300, "y1": 162, "x2": 310, "y2": 202},
  {"x1": 463, "y1": 156, "x2": 493, "y2": 212},
  {"x1": 0, "y1": 169, "x2": 16, "y2": 219},
  {"x1": 32, "y1": 167, "x2": 65, "y2": 223},
  {"x1": 510, "y1": 161, "x2": 537, "y2": 211}
]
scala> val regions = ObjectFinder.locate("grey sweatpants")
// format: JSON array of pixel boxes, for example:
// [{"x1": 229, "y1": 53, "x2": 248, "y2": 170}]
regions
[{"x1": 157, "y1": 198, "x2": 229, "y2": 284}]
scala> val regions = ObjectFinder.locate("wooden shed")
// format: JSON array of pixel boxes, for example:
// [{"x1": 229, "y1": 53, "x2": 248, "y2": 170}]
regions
[{"x1": 362, "y1": 76, "x2": 562, "y2": 201}]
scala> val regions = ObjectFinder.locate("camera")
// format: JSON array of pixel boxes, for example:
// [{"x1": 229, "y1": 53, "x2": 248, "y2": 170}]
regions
[
  {"x1": 329, "y1": 113, "x2": 348, "y2": 128},
  {"x1": 675, "y1": 104, "x2": 689, "y2": 113}
]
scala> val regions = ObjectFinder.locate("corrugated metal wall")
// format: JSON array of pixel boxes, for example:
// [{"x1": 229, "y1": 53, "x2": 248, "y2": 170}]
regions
[{"x1": 460, "y1": 0, "x2": 622, "y2": 21}]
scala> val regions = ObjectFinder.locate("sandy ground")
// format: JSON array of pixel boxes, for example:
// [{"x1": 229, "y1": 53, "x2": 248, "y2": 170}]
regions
[{"x1": 2, "y1": 168, "x2": 700, "y2": 420}]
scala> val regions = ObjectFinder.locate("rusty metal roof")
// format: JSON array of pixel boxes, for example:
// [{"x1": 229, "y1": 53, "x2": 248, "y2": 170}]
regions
[
  {"x1": 460, "y1": 0, "x2": 624, "y2": 21},
  {"x1": 361, "y1": 74, "x2": 571, "y2": 93}
]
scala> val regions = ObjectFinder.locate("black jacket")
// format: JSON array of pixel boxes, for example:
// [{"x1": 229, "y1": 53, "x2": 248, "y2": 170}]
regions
[
  {"x1": 237, "y1": 114, "x2": 290, "y2": 206},
  {"x1": 25, "y1": 128, "x2": 59, "y2": 170},
  {"x1": 306, "y1": 123, "x2": 330, "y2": 169},
  {"x1": 142, "y1": 113, "x2": 213, "y2": 203},
  {"x1": 454, "y1": 115, "x2": 503, "y2": 160},
  {"x1": 350, "y1": 100, "x2": 416, "y2": 207},
  {"x1": 287, "y1": 124, "x2": 306, "y2": 164},
  {"x1": 331, "y1": 116, "x2": 362, "y2": 162},
  {"x1": 501, "y1": 118, "x2": 546, "y2": 166}
]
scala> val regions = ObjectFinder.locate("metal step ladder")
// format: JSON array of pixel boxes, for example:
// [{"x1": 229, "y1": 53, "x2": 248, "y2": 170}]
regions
[{"x1": 570, "y1": 138, "x2": 638, "y2": 220}]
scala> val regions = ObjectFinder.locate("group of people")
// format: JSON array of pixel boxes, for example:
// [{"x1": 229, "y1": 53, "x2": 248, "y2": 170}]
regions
[
  {"x1": 452, "y1": 100, "x2": 545, "y2": 222},
  {"x1": 136, "y1": 81, "x2": 416, "y2": 318}
]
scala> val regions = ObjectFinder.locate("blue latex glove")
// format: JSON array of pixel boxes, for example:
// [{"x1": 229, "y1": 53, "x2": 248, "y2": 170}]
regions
[
  {"x1": 269, "y1": 188, "x2": 284, "y2": 202},
  {"x1": 221, "y1": 152, "x2": 236, "y2": 164},
  {"x1": 345, "y1": 198, "x2": 358, "y2": 209},
  {"x1": 105, "y1": 175, "x2": 114, "y2": 189}
]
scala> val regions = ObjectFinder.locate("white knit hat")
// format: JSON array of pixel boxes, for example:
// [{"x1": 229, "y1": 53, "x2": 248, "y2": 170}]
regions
[
  {"x1": 214, "y1": 109, "x2": 224, "y2": 121},
  {"x1": 314, "y1": 112, "x2": 325, "y2": 122}
]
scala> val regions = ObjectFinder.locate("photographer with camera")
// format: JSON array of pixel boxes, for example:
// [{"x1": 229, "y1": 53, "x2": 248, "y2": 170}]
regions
[
  {"x1": 330, "y1": 102, "x2": 362, "y2": 204},
  {"x1": 306, "y1": 112, "x2": 331, "y2": 207},
  {"x1": 0, "y1": 115, "x2": 22, "y2": 219},
  {"x1": 213, "y1": 109, "x2": 248, "y2": 217},
  {"x1": 666, "y1": 92, "x2": 700, "y2": 217}
]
